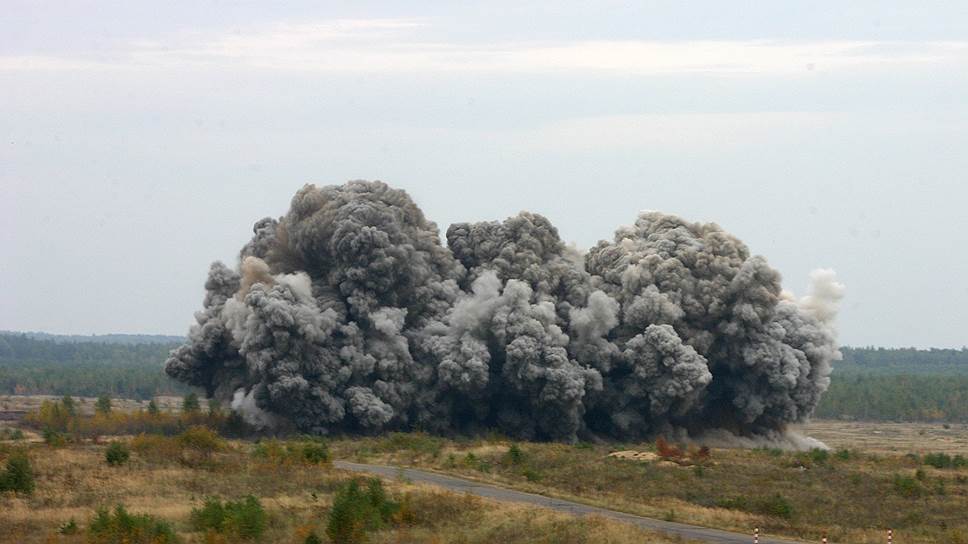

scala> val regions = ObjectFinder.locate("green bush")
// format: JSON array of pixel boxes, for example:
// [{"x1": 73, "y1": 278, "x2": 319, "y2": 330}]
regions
[
  {"x1": 327, "y1": 478, "x2": 399, "y2": 544},
  {"x1": 88, "y1": 505, "x2": 177, "y2": 544},
  {"x1": 0, "y1": 450, "x2": 34, "y2": 494},
  {"x1": 923, "y1": 452, "x2": 968, "y2": 469},
  {"x1": 252, "y1": 438, "x2": 331, "y2": 466},
  {"x1": 505, "y1": 443, "x2": 525, "y2": 465},
  {"x1": 757, "y1": 493, "x2": 794, "y2": 519},
  {"x1": 59, "y1": 518, "x2": 79, "y2": 535},
  {"x1": 182, "y1": 392, "x2": 200, "y2": 413},
  {"x1": 43, "y1": 428, "x2": 67, "y2": 447},
  {"x1": 302, "y1": 440, "x2": 331, "y2": 465},
  {"x1": 191, "y1": 495, "x2": 267, "y2": 540},
  {"x1": 809, "y1": 448, "x2": 829, "y2": 464},
  {"x1": 894, "y1": 474, "x2": 923, "y2": 498},
  {"x1": 0, "y1": 428, "x2": 25, "y2": 440},
  {"x1": 95, "y1": 395, "x2": 113, "y2": 415},
  {"x1": 105, "y1": 442, "x2": 130, "y2": 466}
]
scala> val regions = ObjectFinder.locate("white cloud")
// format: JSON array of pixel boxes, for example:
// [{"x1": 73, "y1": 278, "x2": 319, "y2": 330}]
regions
[{"x1": 2, "y1": 18, "x2": 966, "y2": 75}]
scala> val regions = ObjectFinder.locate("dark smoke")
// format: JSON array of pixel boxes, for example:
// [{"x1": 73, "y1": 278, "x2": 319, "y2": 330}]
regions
[{"x1": 166, "y1": 180, "x2": 843, "y2": 442}]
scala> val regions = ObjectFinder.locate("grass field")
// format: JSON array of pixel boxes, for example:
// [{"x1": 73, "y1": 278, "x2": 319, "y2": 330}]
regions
[
  {"x1": 0, "y1": 417, "x2": 689, "y2": 543},
  {"x1": 330, "y1": 424, "x2": 968, "y2": 544},
  {"x1": 1, "y1": 394, "x2": 967, "y2": 543}
]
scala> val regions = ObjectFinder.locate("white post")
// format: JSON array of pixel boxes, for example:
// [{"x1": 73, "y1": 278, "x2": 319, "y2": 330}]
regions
[
  {"x1": 754, "y1": 527, "x2": 759, "y2": 544},
  {"x1": 888, "y1": 529, "x2": 893, "y2": 544}
]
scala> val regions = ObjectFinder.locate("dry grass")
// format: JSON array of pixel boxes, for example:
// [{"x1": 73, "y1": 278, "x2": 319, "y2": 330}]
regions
[
  {"x1": 800, "y1": 419, "x2": 968, "y2": 456},
  {"x1": 0, "y1": 433, "x2": 689, "y2": 544},
  {"x1": 331, "y1": 431, "x2": 968, "y2": 544}
]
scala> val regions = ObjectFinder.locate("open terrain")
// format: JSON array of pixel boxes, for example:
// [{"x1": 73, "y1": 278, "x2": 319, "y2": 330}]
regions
[{"x1": 1, "y1": 397, "x2": 967, "y2": 543}]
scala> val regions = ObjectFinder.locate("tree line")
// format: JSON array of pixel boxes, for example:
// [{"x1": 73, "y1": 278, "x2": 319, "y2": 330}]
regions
[{"x1": 2, "y1": 334, "x2": 967, "y2": 422}]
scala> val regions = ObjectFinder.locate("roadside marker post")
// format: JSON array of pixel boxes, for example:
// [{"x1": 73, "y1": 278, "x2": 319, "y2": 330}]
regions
[
  {"x1": 754, "y1": 527, "x2": 759, "y2": 544},
  {"x1": 822, "y1": 534, "x2": 827, "y2": 544},
  {"x1": 888, "y1": 529, "x2": 893, "y2": 543}
]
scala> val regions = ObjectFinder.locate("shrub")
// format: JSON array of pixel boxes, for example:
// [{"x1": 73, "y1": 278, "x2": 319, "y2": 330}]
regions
[
  {"x1": 809, "y1": 448, "x2": 830, "y2": 464},
  {"x1": 177, "y1": 426, "x2": 224, "y2": 466},
  {"x1": 894, "y1": 474, "x2": 923, "y2": 498},
  {"x1": 304, "y1": 533, "x2": 323, "y2": 544},
  {"x1": 0, "y1": 450, "x2": 34, "y2": 494},
  {"x1": 923, "y1": 452, "x2": 968, "y2": 469},
  {"x1": 105, "y1": 442, "x2": 130, "y2": 466},
  {"x1": 835, "y1": 449, "x2": 851, "y2": 461},
  {"x1": 147, "y1": 399, "x2": 160, "y2": 415},
  {"x1": 301, "y1": 440, "x2": 331, "y2": 465},
  {"x1": 61, "y1": 395, "x2": 77, "y2": 416},
  {"x1": 0, "y1": 428, "x2": 25, "y2": 440},
  {"x1": 191, "y1": 496, "x2": 267, "y2": 540},
  {"x1": 43, "y1": 428, "x2": 67, "y2": 447},
  {"x1": 59, "y1": 518, "x2": 79, "y2": 535},
  {"x1": 182, "y1": 392, "x2": 201, "y2": 414},
  {"x1": 252, "y1": 438, "x2": 330, "y2": 466},
  {"x1": 95, "y1": 395, "x2": 113, "y2": 415},
  {"x1": 327, "y1": 478, "x2": 399, "y2": 544},
  {"x1": 88, "y1": 505, "x2": 177, "y2": 544},
  {"x1": 757, "y1": 493, "x2": 794, "y2": 519},
  {"x1": 505, "y1": 443, "x2": 525, "y2": 465}
]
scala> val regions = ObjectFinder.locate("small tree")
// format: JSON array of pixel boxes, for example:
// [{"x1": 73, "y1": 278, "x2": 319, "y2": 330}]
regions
[
  {"x1": 182, "y1": 392, "x2": 200, "y2": 414},
  {"x1": 61, "y1": 395, "x2": 77, "y2": 417},
  {"x1": 207, "y1": 398, "x2": 220, "y2": 416},
  {"x1": 95, "y1": 395, "x2": 112, "y2": 415},
  {"x1": 147, "y1": 399, "x2": 160, "y2": 416},
  {"x1": 106, "y1": 442, "x2": 130, "y2": 466},
  {"x1": 0, "y1": 451, "x2": 35, "y2": 494}
]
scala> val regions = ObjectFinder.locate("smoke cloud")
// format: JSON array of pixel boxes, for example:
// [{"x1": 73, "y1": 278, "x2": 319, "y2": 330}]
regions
[{"x1": 166, "y1": 180, "x2": 842, "y2": 442}]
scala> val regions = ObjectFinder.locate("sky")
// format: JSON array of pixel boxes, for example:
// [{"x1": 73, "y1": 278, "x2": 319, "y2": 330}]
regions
[{"x1": 1, "y1": 1, "x2": 967, "y2": 348}]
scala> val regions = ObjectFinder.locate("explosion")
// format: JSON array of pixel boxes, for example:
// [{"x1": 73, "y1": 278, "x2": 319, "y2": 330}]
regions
[{"x1": 166, "y1": 180, "x2": 843, "y2": 442}]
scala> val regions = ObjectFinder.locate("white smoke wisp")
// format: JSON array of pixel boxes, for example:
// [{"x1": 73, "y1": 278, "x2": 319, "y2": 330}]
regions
[{"x1": 165, "y1": 180, "x2": 844, "y2": 444}]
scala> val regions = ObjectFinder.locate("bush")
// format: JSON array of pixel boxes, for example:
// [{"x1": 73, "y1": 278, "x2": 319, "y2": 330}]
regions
[
  {"x1": 105, "y1": 442, "x2": 130, "y2": 466},
  {"x1": 0, "y1": 450, "x2": 34, "y2": 494},
  {"x1": 301, "y1": 440, "x2": 331, "y2": 465},
  {"x1": 923, "y1": 452, "x2": 968, "y2": 469},
  {"x1": 505, "y1": 443, "x2": 525, "y2": 465},
  {"x1": 191, "y1": 495, "x2": 267, "y2": 540},
  {"x1": 327, "y1": 478, "x2": 399, "y2": 544},
  {"x1": 757, "y1": 493, "x2": 794, "y2": 519},
  {"x1": 59, "y1": 518, "x2": 79, "y2": 535},
  {"x1": 147, "y1": 399, "x2": 160, "y2": 415},
  {"x1": 182, "y1": 392, "x2": 200, "y2": 414},
  {"x1": 95, "y1": 395, "x2": 113, "y2": 415},
  {"x1": 88, "y1": 505, "x2": 177, "y2": 544},
  {"x1": 177, "y1": 426, "x2": 224, "y2": 466},
  {"x1": 894, "y1": 474, "x2": 923, "y2": 498},
  {"x1": 252, "y1": 438, "x2": 330, "y2": 466},
  {"x1": 809, "y1": 448, "x2": 830, "y2": 464},
  {"x1": 43, "y1": 428, "x2": 67, "y2": 447}
]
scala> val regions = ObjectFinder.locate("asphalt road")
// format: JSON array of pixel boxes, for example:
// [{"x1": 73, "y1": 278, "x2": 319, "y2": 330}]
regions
[{"x1": 334, "y1": 460, "x2": 806, "y2": 544}]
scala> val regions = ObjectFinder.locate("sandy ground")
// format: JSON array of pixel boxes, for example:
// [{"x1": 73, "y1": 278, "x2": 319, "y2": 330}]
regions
[{"x1": 798, "y1": 419, "x2": 968, "y2": 455}]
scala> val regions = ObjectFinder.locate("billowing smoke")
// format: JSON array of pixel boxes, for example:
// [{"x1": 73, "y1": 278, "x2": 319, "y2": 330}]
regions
[{"x1": 166, "y1": 181, "x2": 843, "y2": 442}]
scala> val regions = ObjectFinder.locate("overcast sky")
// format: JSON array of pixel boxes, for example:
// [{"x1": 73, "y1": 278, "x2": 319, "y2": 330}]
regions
[{"x1": 2, "y1": 1, "x2": 967, "y2": 348}]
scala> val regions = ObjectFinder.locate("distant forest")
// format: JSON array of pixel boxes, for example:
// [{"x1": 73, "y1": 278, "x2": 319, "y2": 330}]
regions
[
  {"x1": 0, "y1": 333, "x2": 189, "y2": 399},
  {"x1": 1, "y1": 333, "x2": 967, "y2": 421},
  {"x1": 815, "y1": 347, "x2": 968, "y2": 422}
]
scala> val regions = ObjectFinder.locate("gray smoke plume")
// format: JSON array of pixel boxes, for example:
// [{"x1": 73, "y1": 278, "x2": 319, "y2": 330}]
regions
[{"x1": 167, "y1": 180, "x2": 843, "y2": 442}]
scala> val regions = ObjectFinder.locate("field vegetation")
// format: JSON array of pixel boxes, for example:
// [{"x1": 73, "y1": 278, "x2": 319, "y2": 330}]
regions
[
  {"x1": 0, "y1": 398, "x2": 688, "y2": 544},
  {"x1": 331, "y1": 431, "x2": 968, "y2": 543}
]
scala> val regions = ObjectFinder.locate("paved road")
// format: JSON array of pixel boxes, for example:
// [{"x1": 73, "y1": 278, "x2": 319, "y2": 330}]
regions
[{"x1": 334, "y1": 460, "x2": 805, "y2": 544}]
